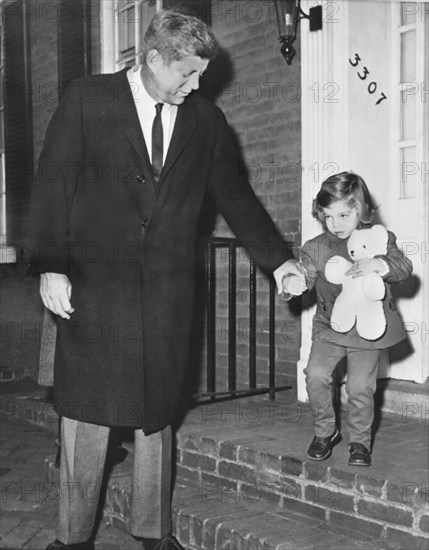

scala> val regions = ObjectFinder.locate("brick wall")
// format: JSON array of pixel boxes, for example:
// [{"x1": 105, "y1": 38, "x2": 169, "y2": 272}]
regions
[
  {"x1": 29, "y1": 0, "x2": 60, "y2": 164},
  {"x1": 1, "y1": 0, "x2": 99, "y2": 381},
  {"x1": 197, "y1": 1, "x2": 302, "y2": 397},
  {"x1": 0, "y1": 1, "x2": 60, "y2": 380}
]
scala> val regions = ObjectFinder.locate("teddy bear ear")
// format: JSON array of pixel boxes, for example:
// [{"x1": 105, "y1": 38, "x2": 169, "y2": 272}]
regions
[{"x1": 371, "y1": 224, "x2": 388, "y2": 245}]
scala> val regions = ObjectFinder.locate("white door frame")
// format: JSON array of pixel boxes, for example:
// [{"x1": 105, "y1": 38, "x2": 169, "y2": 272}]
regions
[
  {"x1": 298, "y1": 0, "x2": 350, "y2": 400},
  {"x1": 298, "y1": 0, "x2": 428, "y2": 400}
]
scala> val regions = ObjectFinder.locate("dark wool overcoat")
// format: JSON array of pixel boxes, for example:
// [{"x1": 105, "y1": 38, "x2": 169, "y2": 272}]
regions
[{"x1": 29, "y1": 69, "x2": 291, "y2": 434}]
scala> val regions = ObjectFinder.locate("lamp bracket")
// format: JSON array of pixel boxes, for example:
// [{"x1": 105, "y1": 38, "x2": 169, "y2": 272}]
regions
[{"x1": 299, "y1": 4, "x2": 323, "y2": 32}]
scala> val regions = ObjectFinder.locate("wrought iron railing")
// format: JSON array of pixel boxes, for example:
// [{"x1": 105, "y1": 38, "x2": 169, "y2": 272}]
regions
[{"x1": 193, "y1": 237, "x2": 293, "y2": 402}]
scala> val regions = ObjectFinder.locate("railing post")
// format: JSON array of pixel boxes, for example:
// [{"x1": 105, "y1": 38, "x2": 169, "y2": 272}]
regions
[
  {"x1": 269, "y1": 277, "x2": 276, "y2": 400},
  {"x1": 206, "y1": 239, "x2": 216, "y2": 399},
  {"x1": 249, "y1": 257, "x2": 256, "y2": 390},
  {"x1": 228, "y1": 242, "x2": 236, "y2": 394}
]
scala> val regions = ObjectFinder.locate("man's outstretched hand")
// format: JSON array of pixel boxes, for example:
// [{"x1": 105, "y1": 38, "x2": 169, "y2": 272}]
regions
[
  {"x1": 40, "y1": 273, "x2": 75, "y2": 319},
  {"x1": 274, "y1": 260, "x2": 307, "y2": 295}
]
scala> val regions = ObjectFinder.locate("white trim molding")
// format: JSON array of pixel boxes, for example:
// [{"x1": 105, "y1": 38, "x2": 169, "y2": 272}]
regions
[{"x1": 298, "y1": 0, "x2": 350, "y2": 401}]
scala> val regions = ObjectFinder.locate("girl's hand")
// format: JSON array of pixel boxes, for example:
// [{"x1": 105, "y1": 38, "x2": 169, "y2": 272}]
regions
[{"x1": 345, "y1": 258, "x2": 385, "y2": 278}]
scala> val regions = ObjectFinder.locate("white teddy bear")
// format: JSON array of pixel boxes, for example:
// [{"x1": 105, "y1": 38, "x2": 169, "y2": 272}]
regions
[{"x1": 325, "y1": 224, "x2": 389, "y2": 341}]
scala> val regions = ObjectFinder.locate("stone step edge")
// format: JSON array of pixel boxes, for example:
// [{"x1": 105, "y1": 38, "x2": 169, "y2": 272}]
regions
[{"x1": 43, "y1": 456, "x2": 428, "y2": 550}]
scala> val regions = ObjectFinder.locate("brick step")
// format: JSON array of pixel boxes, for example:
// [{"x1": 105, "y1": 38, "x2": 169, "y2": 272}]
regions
[
  {"x1": 41, "y1": 411, "x2": 428, "y2": 549},
  {"x1": 43, "y1": 452, "x2": 415, "y2": 550},
  {"x1": 172, "y1": 428, "x2": 428, "y2": 549},
  {"x1": 2, "y1": 385, "x2": 428, "y2": 549}
]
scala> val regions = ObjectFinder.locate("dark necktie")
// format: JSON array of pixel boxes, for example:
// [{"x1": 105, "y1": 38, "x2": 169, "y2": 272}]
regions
[{"x1": 152, "y1": 103, "x2": 163, "y2": 182}]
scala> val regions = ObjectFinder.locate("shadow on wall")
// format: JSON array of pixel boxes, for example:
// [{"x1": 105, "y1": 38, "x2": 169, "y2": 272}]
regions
[{"x1": 200, "y1": 47, "x2": 235, "y2": 104}]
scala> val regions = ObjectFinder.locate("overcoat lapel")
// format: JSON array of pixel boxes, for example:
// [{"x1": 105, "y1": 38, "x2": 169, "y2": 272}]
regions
[
  {"x1": 107, "y1": 72, "x2": 198, "y2": 186},
  {"x1": 107, "y1": 70, "x2": 150, "y2": 165},
  {"x1": 158, "y1": 98, "x2": 197, "y2": 188},
  {"x1": 106, "y1": 70, "x2": 158, "y2": 194}
]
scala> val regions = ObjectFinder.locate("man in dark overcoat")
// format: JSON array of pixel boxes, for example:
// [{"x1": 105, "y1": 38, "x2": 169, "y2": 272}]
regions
[{"x1": 29, "y1": 9, "x2": 301, "y2": 550}]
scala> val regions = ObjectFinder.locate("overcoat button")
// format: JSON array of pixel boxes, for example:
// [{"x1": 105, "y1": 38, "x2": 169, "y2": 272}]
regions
[
  {"x1": 136, "y1": 174, "x2": 146, "y2": 183},
  {"x1": 141, "y1": 219, "x2": 148, "y2": 228}
]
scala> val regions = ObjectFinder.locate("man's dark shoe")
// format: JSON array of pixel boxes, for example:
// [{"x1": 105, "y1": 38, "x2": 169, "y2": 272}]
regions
[
  {"x1": 140, "y1": 535, "x2": 185, "y2": 550},
  {"x1": 155, "y1": 535, "x2": 186, "y2": 549},
  {"x1": 307, "y1": 428, "x2": 341, "y2": 460},
  {"x1": 348, "y1": 442, "x2": 371, "y2": 466},
  {"x1": 140, "y1": 538, "x2": 160, "y2": 550},
  {"x1": 45, "y1": 540, "x2": 94, "y2": 550}
]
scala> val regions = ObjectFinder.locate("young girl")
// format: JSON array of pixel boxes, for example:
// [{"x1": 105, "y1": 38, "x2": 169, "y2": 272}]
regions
[{"x1": 283, "y1": 172, "x2": 412, "y2": 466}]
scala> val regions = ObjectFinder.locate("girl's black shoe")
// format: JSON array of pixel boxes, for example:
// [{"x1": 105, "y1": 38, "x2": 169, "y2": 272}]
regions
[
  {"x1": 307, "y1": 428, "x2": 341, "y2": 460},
  {"x1": 348, "y1": 442, "x2": 371, "y2": 466}
]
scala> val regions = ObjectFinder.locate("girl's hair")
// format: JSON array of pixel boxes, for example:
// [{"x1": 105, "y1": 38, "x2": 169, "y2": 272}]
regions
[
  {"x1": 142, "y1": 9, "x2": 219, "y2": 64},
  {"x1": 312, "y1": 171, "x2": 377, "y2": 225}
]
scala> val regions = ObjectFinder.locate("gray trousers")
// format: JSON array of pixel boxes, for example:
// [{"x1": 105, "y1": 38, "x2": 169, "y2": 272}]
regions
[
  {"x1": 56, "y1": 417, "x2": 172, "y2": 544},
  {"x1": 305, "y1": 341, "x2": 380, "y2": 449}
]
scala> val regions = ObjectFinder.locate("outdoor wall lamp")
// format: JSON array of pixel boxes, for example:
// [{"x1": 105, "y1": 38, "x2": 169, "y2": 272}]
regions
[{"x1": 273, "y1": 0, "x2": 323, "y2": 65}]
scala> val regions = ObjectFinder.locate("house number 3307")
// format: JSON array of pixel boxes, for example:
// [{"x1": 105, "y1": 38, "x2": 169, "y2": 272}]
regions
[{"x1": 349, "y1": 54, "x2": 387, "y2": 105}]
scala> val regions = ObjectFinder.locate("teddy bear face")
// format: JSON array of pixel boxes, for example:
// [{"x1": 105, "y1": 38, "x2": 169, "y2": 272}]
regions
[{"x1": 347, "y1": 224, "x2": 388, "y2": 261}]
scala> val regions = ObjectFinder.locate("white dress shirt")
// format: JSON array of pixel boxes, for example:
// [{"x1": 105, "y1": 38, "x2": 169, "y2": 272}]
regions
[{"x1": 127, "y1": 65, "x2": 178, "y2": 165}]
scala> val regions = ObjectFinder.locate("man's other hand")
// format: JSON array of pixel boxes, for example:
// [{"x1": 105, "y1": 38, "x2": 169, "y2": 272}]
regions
[{"x1": 40, "y1": 273, "x2": 75, "y2": 319}]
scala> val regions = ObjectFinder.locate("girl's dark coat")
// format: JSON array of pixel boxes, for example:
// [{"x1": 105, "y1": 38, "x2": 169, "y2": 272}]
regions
[{"x1": 300, "y1": 230, "x2": 412, "y2": 349}]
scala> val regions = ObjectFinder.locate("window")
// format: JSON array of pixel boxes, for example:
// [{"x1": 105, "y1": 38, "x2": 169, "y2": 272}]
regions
[
  {"x1": 0, "y1": 6, "x2": 6, "y2": 244},
  {"x1": 0, "y1": 1, "x2": 15, "y2": 263},
  {"x1": 102, "y1": 0, "x2": 162, "y2": 73},
  {"x1": 0, "y1": 0, "x2": 33, "y2": 262},
  {"x1": 101, "y1": 0, "x2": 212, "y2": 73},
  {"x1": 396, "y1": 2, "x2": 427, "y2": 200}
]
